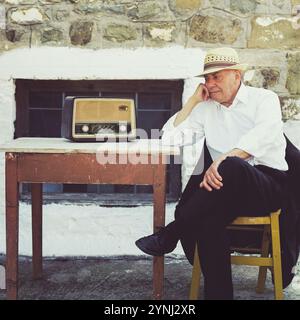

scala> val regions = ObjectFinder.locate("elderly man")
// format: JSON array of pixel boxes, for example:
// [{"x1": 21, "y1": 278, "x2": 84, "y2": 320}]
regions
[{"x1": 135, "y1": 47, "x2": 288, "y2": 299}]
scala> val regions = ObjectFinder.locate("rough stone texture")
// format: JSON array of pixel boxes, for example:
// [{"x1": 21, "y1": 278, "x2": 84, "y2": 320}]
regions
[
  {"x1": 286, "y1": 52, "x2": 300, "y2": 95},
  {"x1": 169, "y1": 0, "x2": 202, "y2": 17},
  {"x1": 39, "y1": 0, "x2": 62, "y2": 3},
  {"x1": 269, "y1": 0, "x2": 292, "y2": 14},
  {"x1": 144, "y1": 22, "x2": 178, "y2": 45},
  {"x1": 230, "y1": 0, "x2": 257, "y2": 14},
  {"x1": 189, "y1": 15, "x2": 242, "y2": 44},
  {"x1": 127, "y1": 0, "x2": 174, "y2": 21},
  {"x1": 244, "y1": 67, "x2": 280, "y2": 89},
  {"x1": 10, "y1": 7, "x2": 44, "y2": 25},
  {"x1": 248, "y1": 16, "x2": 300, "y2": 49},
  {"x1": 69, "y1": 20, "x2": 93, "y2": 45},
  {"x1": 41, "y1": 26, "x2": 63, "y2": 43},
  {"x1": 280, "y1": 96, "x2": 300, "y2": 120},
  {"x1": 5, "y1": 0, "x2": 36, "y2": 4},
  {"x1": 0, "y1": 26, "x2": 30, "y2": 50},
  {"x1": 73, "y1": 2, "x2": 103, "y2": 15},
  {"x1": 146, "y1": 22, "x2": 176, "y2": 40},
  {"x1": 103, "y1": 24, "x2": 138, "y2": 42},
  {"x1": 5, "y1": 27, "x2": 25, "y2": 42},
  {"x1": 54, "y1": 9, "x2": 70, "y2": 21},
  {"x1": 127, "y1": 1, "x2": 162, "y2": 20}
]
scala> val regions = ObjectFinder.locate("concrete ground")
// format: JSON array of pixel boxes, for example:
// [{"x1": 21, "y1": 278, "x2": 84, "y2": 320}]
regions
[{"x1": 0, "y1": 255, "x2": 299, "y2": 300}]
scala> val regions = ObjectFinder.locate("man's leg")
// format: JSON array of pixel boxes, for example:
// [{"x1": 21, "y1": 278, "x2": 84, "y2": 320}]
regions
[
  {"x1": 174, "y1": 157, "x2": 286, "y2": 299},
  {"x1": 135, "y1": 170, "x2": 206, "y2": 256}
]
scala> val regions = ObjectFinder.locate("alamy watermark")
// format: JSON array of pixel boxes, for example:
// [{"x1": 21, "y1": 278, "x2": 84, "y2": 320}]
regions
[{"x1": 94, "y1": 127, "x2": 203, "y2": 175}]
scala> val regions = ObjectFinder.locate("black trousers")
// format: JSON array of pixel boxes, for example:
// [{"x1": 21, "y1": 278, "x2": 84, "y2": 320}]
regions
[{"x1": 173, "y1": 156, "x2": 287, "y2": 300}]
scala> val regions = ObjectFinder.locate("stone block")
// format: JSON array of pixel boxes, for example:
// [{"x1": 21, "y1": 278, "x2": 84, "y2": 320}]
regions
[
  {"x1": 230, "y1": 0, "x2": 257, "y2": 14},
  {"x1": 103, "y1": 24, "x2": 138, "y2": 42},
  {"x1": 189, "y1": 15, "x2": 243, "y2": 45},
  {"x1": 127, "y1": 0, "x2": 174, "y2": 21},
  {"x1": 169, "y1": 0, "x2": 202, "y2": 17},
  {"x1": 269, "y1": 0, "x2": 291, "y2": 14},
  {"x1": 5, "y1": 26, "x2": 26, "y2": 42},
  {"x1": 10, "y1": 8, "x2": 44, "y2": 25},
  {"x1": 41, "y1": 26, "x2": 64, "y2": 43},
  {"x1": 143, "y1": 21, "x2": 186, "y2": 47},
  {"x1": 145, "y1": 22, "x2": 176, "y2": 42},
  {"x1": 69, "y1": 20, "x2": 93, "y2": 45},
  {"x1": 248, "y1": 16, "x2": 300, "y2": 49},
  {"x1": 2, "y1": 18, "x2": 31, "y2": 49},
  {"x1": 286, "y1": 52, "x2": 300, "y2": 95},
  {"x1": 244, "y1": 67, "x2": 280, "y2": 89}
]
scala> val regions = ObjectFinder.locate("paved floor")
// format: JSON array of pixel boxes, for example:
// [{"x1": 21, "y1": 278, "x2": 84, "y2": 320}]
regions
[{"x1": 0, "y1": 255, "x2": 299, "y2": 300}]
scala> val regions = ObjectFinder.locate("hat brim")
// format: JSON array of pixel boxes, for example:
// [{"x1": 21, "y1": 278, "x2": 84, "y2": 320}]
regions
[{"x1": 196, "y1": 63, "x2": 248, "y2": 77}]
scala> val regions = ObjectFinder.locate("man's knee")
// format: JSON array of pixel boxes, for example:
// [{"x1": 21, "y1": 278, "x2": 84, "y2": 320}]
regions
[{"x1": 218, "y1": 156, "x2": 247, "y2": 179}]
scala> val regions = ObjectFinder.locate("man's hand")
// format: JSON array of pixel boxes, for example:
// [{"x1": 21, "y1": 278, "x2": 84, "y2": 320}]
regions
[
  {"x1": 191, "y1": 84, "x2": 210, "y2": 104},
  {"x1": 199, "y1": 149, "x2": 251, "y2": 191},
  {"x1": 200, "y1": 156, "x2": 226, "y2": 191}
]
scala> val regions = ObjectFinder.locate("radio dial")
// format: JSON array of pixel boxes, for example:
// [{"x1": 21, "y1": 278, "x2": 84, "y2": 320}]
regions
[
  {"x1": 82, "y1": 125, "x2": 89, "y2": 133},
  {"x1": 119, "y1": 124, "x2": 127, "y2": 132}
]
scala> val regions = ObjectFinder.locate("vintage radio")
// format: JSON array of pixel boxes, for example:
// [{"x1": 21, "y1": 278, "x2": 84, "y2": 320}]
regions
[{"x1": 61, "y1": 97, "x2": 136, "y2": 142}]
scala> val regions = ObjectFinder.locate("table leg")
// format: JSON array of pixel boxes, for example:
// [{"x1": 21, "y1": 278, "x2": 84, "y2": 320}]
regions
[
  {"x1": 5, "y1": 153, "x2": 19, "y2": 300},
  {"x1": 31, "y1": 183, "x2": 43, "y2": 279},
  {"x1": 152, "y1": 158, "x2": 166, "y2": 300}
]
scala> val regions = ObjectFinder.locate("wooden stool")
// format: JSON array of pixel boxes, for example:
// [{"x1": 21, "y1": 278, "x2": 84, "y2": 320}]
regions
[{"x1": 189, "y1": 209, "x2": 283, "y2": 300}]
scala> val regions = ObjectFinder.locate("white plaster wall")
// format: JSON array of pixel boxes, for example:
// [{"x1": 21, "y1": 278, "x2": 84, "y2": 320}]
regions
[{"x1": 0, "y1": 46, "x2": 205, "y2": 80}]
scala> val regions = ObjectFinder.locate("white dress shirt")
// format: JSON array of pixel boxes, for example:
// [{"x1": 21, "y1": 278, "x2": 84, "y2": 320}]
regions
[{"x1": 162, "y1": 83, "x2": 288, "y2": 171}]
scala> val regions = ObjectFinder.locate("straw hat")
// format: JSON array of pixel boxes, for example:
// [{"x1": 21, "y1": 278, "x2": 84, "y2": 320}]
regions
[{"x1": 197, "y1": 47, "x2": 248, "y2": 77}]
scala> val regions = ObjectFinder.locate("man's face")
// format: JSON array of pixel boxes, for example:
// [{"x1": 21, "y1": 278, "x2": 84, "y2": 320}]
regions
[{"x1": 204, "y1": 69, "x2": 241, "y2": 106}]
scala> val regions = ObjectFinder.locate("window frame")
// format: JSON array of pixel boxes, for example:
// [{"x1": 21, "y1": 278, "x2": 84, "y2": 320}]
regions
[{"x1": 15, "y1": 79, "x2": 183, "y2": 204}]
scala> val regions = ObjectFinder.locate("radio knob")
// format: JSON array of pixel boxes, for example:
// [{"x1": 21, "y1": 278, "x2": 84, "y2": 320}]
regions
[
  {"x1": 119, "y1": 124, "x2": 127, "y2": 132},
  {"x1": 82, "y1": 125, "x2": 89, "y2": 133}
]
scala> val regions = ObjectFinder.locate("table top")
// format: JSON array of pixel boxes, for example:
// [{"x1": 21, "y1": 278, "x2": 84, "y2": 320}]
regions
[{"x1": 0, "y1": 138, "x2": 181, "y2": 155}]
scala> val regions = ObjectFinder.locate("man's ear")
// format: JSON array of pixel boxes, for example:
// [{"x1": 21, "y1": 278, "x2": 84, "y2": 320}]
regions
[{"x1": 235, "y1": 70, "x2": 242, "y2": 81}]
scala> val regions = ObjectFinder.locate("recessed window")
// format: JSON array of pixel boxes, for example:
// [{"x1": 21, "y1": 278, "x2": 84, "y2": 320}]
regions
[{"x1": 16, "y1": 80, "x2": 183, "y2": 205}]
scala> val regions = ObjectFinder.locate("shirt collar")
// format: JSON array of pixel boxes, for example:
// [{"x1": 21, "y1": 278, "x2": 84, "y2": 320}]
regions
[{"x1": 234, "y1": 82, "x2": 248, "y2": 105}]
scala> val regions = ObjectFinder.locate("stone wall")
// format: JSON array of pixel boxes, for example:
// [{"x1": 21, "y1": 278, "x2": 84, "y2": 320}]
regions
[{"x1": 0, "y1": 0, "x2": 299, "y2": 119}]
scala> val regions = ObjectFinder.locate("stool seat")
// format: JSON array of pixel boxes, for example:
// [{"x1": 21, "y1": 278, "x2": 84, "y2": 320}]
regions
[{"x1": 189, "y1": 209, "x2": 283, "y2": 300}]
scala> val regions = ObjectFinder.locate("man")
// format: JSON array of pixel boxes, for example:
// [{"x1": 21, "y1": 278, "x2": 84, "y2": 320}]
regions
[{"x1": 135, "y1": 47, "x2": 289, "y2": 299}]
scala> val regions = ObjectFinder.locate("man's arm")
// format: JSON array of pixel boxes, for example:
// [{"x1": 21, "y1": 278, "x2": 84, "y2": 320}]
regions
[
  {"x1": 174, "y1": 84, "x2": 209, "y2": 127},
  {"x1": 200, "y1": 148, "x2": 251, "y2": 191},
  {"x1": 161, "y1": 84, "x2": 208, "y2": 146}
]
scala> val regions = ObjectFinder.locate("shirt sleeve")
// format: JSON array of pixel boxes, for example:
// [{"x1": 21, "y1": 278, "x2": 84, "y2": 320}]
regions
[
  {"x1": 234, "y1": 91, "x2": 284, "y2": 158},
  {"x1": 161, "y1": 105, "x2": 205, "y2": 146}
]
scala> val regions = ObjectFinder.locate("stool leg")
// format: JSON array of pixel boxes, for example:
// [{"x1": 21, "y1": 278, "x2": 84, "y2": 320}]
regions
[
  {"x1": 189, "y1": 243, "x2": 201, "y2": 300},
  {"x1": 256, "y1": 225, "x2": 270, "y2": 293},
  {"x1": 270, "y1": 211, "x2": 283, "y2": 300}
]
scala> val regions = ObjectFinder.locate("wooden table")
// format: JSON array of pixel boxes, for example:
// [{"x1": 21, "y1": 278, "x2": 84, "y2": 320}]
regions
[{"x1": 0, "y1": 138, "x2": 180, "y2": 300}]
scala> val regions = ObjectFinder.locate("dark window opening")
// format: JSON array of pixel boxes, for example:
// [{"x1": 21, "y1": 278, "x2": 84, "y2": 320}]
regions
[{"x1": 15, "y1": 79, "x2": 183, "y2": 205}]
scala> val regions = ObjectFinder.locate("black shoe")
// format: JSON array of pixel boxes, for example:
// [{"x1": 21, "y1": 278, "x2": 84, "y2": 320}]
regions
[{"x1": 135, "y1": 227, "x2": 178, "y2": 256}]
